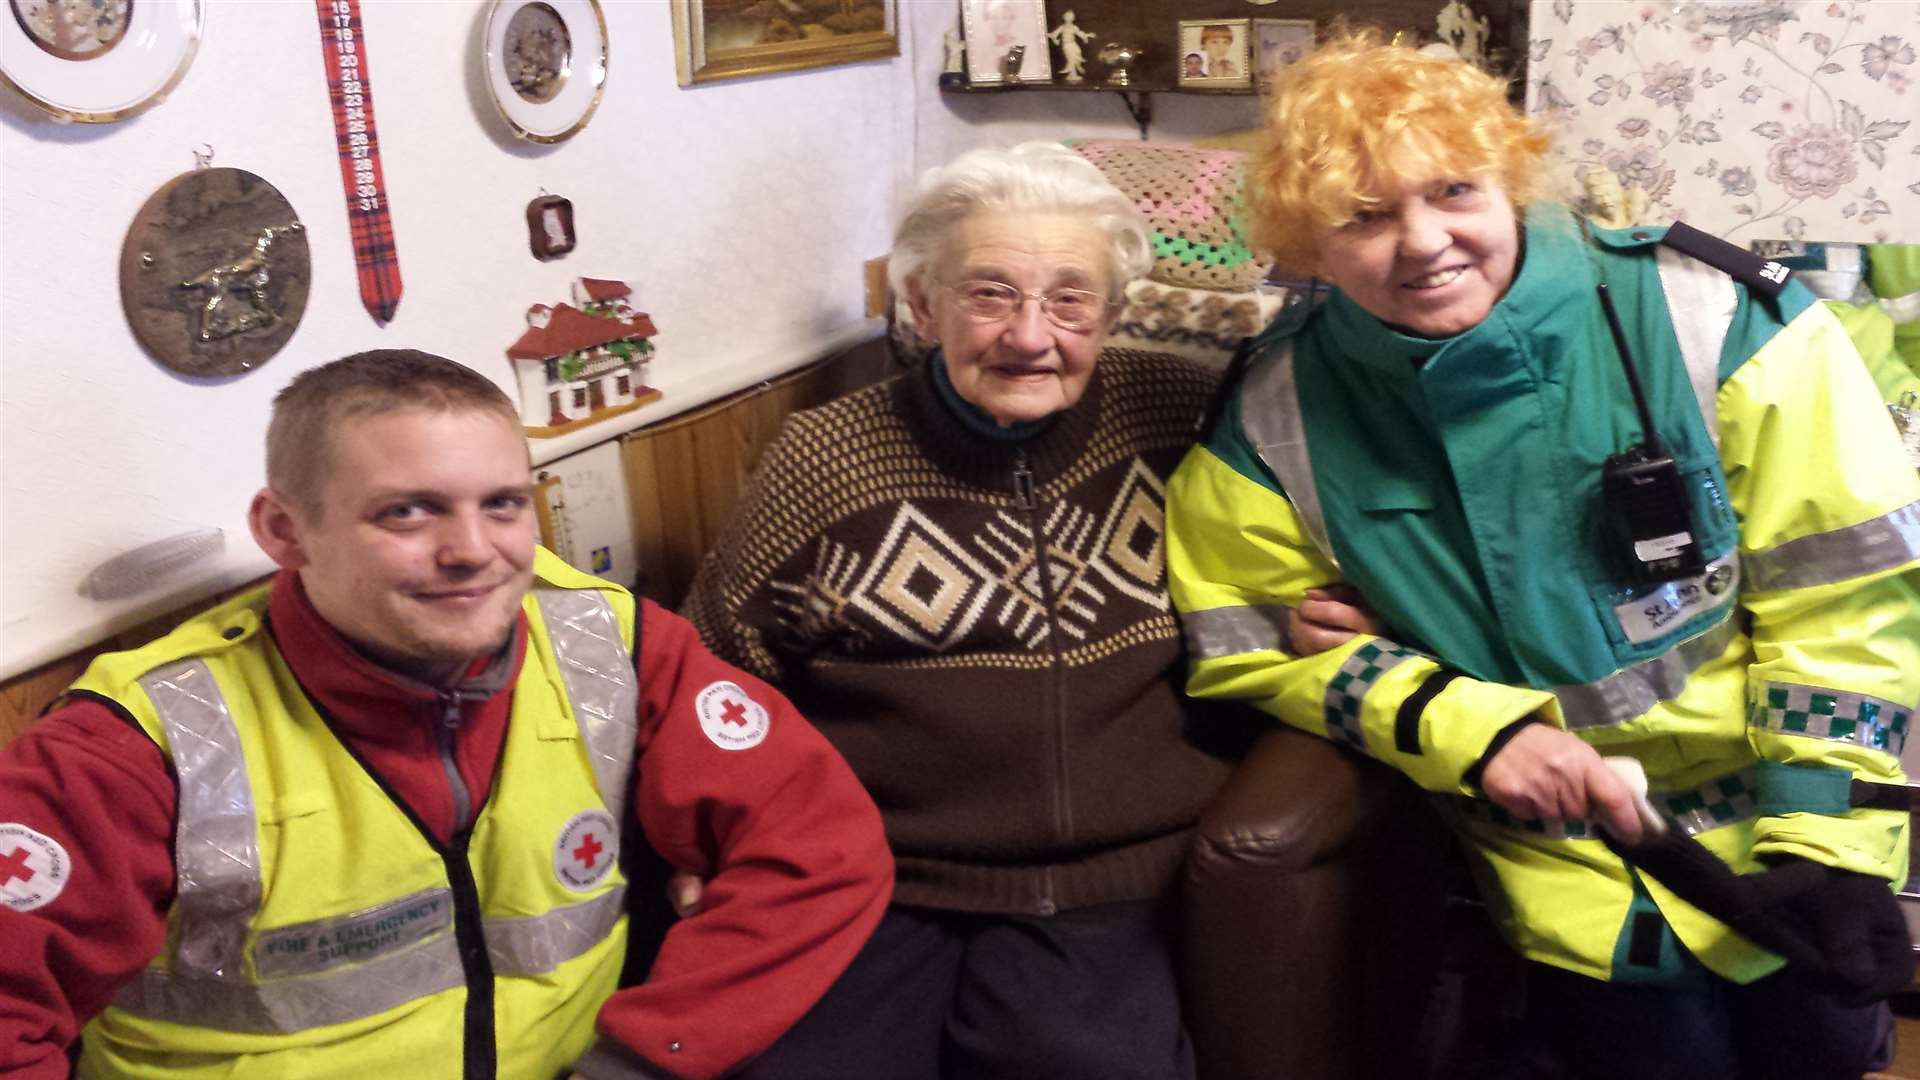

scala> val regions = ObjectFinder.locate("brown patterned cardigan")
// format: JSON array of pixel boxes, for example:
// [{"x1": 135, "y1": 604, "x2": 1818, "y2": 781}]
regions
[{"x1": 682, "y1": 349, "x2": 1235, "y2": 916}]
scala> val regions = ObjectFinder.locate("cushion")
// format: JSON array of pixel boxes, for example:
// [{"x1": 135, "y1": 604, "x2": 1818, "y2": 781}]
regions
[
  {"x1": 1107, "y1": 279, "x2": 1287, "y2": 370},
  {"x1": 1071, "y1": 140, "x2": 1272, "y2": 291}
]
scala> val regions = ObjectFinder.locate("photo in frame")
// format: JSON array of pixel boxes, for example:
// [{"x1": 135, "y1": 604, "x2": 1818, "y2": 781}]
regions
[
  {"x1": 1252, "y1": 17, "x2": 1314, "y2": 90},
  {"x1": 1175, "y1": 18, "x2": 1250, "y2": 90},
  {"x1": 671, "y1": 0, "x2": 896, "y2": 86},
  {"x1": 960, "y1": 0, "x2": 1050, "y2": 85},
  {"x1": 526, "y1": 193, "x2": 575, "y2": 260}
]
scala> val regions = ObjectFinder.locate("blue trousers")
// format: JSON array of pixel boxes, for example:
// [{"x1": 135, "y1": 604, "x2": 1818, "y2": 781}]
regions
[
  {"x1": 1524, "y1": 960, "x2": 1894, "y2": 1080},
  {"x1": 734, "y1": 899, "x2": 1195, "y2": 1080}
]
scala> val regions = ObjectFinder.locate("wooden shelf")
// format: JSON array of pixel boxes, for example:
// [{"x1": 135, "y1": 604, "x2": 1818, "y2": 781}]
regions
[{"x1": 938, "y1": 81, "x2": 1254, "y2": 139}]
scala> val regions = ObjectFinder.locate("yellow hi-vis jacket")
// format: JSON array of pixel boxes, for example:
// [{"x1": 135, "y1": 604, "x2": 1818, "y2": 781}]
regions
[
  {"x1": 70, "y1": 549, "x2": 637, "y2": 1079},
  {"x1": 1168, "y1": 211, "x2": 1920, "y2": 985}
]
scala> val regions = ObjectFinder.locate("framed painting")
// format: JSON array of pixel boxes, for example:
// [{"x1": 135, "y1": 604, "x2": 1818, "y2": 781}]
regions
[{"x1": 672, "y1": 0, "x2": 896, "y2": 86}]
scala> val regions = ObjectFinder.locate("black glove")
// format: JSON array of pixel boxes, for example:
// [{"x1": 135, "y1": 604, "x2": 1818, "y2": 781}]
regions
[
  {"x1": 1604, "y1": 827, "x2": 1914, "y2": 1004},
  {"x1": 1772, "y1": 860, "x2": 1915, "y2": 1005}
]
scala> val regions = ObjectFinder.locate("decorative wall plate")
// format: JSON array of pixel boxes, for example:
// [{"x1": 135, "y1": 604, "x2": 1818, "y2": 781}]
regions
[
  {"x1": 120, "y1": 165, "x2": 309, "y2": 377},
  {"x1": 482, "y1": 0, "x2": 606, "y2": 144},
  {"x1": 1, "y1": 0, "x2": 200, "y2": 122}
]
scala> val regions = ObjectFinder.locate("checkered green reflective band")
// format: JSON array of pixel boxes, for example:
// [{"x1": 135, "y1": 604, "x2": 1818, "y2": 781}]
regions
[
  {"x1": 1453, "y1": 765, "x2": 1762, "y2": 840},
  {"x1": 1658, "y1": 767, "x2": 1760, "y2": 836},
  {"x1": 1749, "y1": 682, "x2": 1910, "y2": 755},
  {"x1": 1453, "y1": 799, "x2": 1594, "y2": 840},
  {"x1": 1323, "y1": 640, "x2": 1418, "y2": 753}
]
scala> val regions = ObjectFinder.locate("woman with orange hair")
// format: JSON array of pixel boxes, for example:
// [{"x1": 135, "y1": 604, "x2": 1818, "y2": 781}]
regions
[{"x1": 1167, "y1": 29, "x2": 1919, "y2": 1079}]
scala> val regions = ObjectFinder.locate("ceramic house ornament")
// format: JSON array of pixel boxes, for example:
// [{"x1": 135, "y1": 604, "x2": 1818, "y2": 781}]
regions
[{"x1": 507, "y1": 277, "x2": 661, "y2": 437}]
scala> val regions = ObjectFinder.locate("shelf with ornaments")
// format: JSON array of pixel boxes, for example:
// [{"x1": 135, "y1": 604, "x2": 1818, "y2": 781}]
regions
[{"x1": 935, "y1": 0, "x2": 1525, "y2": 139}]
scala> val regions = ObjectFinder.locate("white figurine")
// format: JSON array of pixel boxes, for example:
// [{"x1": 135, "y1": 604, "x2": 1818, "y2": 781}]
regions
[
  {"x1": 1047, "y1": 10, "x2": 1093, "y2": 84},
  {"x1": 942, "y1": 26, "x2": 966, "y2": 75}
]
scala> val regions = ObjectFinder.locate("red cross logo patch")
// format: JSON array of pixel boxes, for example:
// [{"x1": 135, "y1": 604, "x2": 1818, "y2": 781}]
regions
[
  {"x1": 695, "y1": 680, "x2": 770, "y2": 751},
  {"x1": 553, "y1": 809, "x2": 618, "y2": 891},
  {"x1": 0, "y1": 823, "x2": 70, "y2": 913}
]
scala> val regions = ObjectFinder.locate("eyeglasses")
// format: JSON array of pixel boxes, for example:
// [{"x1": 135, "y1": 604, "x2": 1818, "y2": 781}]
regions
[{"x1": 944, "y1": 280, "x2": 1109, "y2": 331}]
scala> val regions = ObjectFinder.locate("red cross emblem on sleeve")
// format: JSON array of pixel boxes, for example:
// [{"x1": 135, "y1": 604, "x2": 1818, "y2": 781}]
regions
[
  {"x1": 1, "y1": 824, "x2": 69, "y2": 913},
  {"x1": 696, "y1": 681, "x2": 770, "y2": 751}
]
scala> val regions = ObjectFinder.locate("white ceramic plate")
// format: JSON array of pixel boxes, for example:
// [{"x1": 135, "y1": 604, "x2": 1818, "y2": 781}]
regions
[
  {"x1": 483, "y1": 0, "x2": 606, "y2": 144},
  {"x1": 0, "y1": 0, "x2": 200, "y2": 122}
]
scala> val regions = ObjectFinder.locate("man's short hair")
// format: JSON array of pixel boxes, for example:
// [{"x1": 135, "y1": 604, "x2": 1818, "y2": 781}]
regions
[{"x1": 266, "y1": 349, "x2": 522, "y2": 518}]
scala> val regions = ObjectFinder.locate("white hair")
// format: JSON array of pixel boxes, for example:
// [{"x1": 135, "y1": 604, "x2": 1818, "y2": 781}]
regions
[{"x1": 888, "y1": 141, "x2": 1153, "y2": 305}]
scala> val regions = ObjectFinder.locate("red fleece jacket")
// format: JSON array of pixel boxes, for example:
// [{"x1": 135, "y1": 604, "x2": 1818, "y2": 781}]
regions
[{"x1": 0, "y1": 571, "x2": 892, "y2": 1080}]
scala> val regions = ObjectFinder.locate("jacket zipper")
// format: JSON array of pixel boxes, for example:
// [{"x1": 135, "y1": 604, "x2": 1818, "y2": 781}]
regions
[
  {"x1": 1015, "y1": 452, "x2": 1071, "y2": 917},
  {"x1": 437, "y1": 691, "x2": 473, "y2": 831},
  {"x1": 434, "y1": 691, "x2": 493, "y2": 1080}
]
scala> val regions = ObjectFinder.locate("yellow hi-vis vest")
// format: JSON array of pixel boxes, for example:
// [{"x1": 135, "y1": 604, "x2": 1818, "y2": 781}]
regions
[{"x1": 71, "y1": 548, "x2": 638, "y2": 1080}]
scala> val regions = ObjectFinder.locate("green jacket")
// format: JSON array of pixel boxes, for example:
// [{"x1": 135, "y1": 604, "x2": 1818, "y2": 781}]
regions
[{"x1": 1168, "y1": 207, "x2": 1920, "y2": 984}]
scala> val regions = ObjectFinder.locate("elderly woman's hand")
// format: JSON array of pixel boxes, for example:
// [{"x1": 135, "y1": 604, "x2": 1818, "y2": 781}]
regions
[
  {"x1": 1291, "y1": 584, "x2": 1386, "y2": 655},
  {"x1": 1479, "y1": 725, "x2": 1644, "y2": 844}
]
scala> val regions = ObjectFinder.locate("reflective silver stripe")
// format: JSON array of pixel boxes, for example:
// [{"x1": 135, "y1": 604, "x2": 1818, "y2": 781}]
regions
[
  {"x1": 115, "y1": 890, "x2": 628, "y2": 1033},
  {"x1": 1749, "y1": 682, "x2": 1911, "y2": 756},
  {"x1": 1322, "y1": 641, "x2": 1418, "y2": 752},
  {"x1": 1552, "y1": 617, "x2": 1741, "y2": 730},
  {"x1": 1179, "y1": 604, "x2": 1296, "y2": 660},
  {"x1": 114, "y1": 933, "x2": 465, "y2": 1034},
  {"x1": 252, "y1": 889, "x2": 455, "y2": 979},
  {"x1": 141, "y1": 659, "x2": 260, "y2": 980},
  {"x1": 535, "y1": 586, "x2": 640, "y2": 827},
  {"x1": 1241, "y1": 341, "x2": 1338, "y2": 565},
  {"x1": 1658, "y1": 766, "x2": 1760, "y2": 837},
  {"x1": 1882, "y1": 289, "x2": 1920, "y2": 324},
  {"x1": 487, "y1": 883, "x2": 628, "y2": 975},
  {"x1": 1654, "y1": 245, "x2": 1737, "y2": 447},
  {"x1": 1742, "y1": 499, "x2": 1920, "y2": 593}
]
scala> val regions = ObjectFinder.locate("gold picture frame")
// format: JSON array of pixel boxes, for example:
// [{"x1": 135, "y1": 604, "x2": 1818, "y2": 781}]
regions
[{"x1": 671, "y1": 0, "x2": 897, "y2": 86}]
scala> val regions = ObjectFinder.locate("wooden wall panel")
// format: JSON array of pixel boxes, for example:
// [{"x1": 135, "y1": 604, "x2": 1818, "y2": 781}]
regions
[{"x1": 621, "y1": 338, "x2": 896, "y2": 608}]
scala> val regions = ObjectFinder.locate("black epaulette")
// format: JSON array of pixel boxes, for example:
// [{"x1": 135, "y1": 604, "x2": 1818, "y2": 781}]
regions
[{"x1": 1659, "y1": 220, "x2": 1793, "y2": 301}]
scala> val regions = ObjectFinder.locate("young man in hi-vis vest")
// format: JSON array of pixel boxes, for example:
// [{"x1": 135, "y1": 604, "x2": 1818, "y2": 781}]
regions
[{"x1": 0, "y1": 350, "x2": 894, "y2": 1080}]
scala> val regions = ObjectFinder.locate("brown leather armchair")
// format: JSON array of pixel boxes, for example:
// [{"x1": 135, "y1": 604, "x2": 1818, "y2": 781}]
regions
[{"x1": 1181, "y1": 725, "x2": 1465, "y2": 1080}]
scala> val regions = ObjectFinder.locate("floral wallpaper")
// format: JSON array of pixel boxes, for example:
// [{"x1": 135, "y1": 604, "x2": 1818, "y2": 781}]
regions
[{"x1": 1526, "y1": 1, "x2": 1918, "y2": 243}]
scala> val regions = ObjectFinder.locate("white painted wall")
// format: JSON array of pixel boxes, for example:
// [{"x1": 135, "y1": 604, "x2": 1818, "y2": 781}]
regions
[
  {"x1": 0, "y1": 0, "x2": 1263, "y2": 679},
  {"x1": 0, "y1": 0, "x2": 913, "y2": 677}
]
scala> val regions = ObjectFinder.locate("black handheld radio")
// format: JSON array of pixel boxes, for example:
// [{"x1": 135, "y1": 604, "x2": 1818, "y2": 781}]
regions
[{"x1": 1595, "y1": 284, "x2": 1705, "y2": 583}]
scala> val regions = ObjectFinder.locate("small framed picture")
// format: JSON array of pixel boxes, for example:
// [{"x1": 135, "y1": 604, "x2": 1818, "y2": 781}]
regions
[
  {"x1": 526, "y1": 193, "x2": 576, "y2": 260},
  {"x1": 1176, "y1": 18, "x2": 1251, "y2": 90},
  {"x1": 1252, "y1": 18, "x2": 1315, "y2": 90},
  {"x1": 961, "y1": 0, "x2": 1051, "y2": 85}
]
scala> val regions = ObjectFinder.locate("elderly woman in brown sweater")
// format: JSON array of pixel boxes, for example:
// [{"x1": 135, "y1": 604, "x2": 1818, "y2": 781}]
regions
[{"x1": 682, "y1": 142, "x2": 1370, "y2": 1079}]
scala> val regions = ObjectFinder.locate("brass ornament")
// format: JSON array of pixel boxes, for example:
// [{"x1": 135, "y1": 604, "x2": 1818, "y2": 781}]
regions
[{"x1": 120, "y1": 165, "x2": 309, "y2": 377}]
